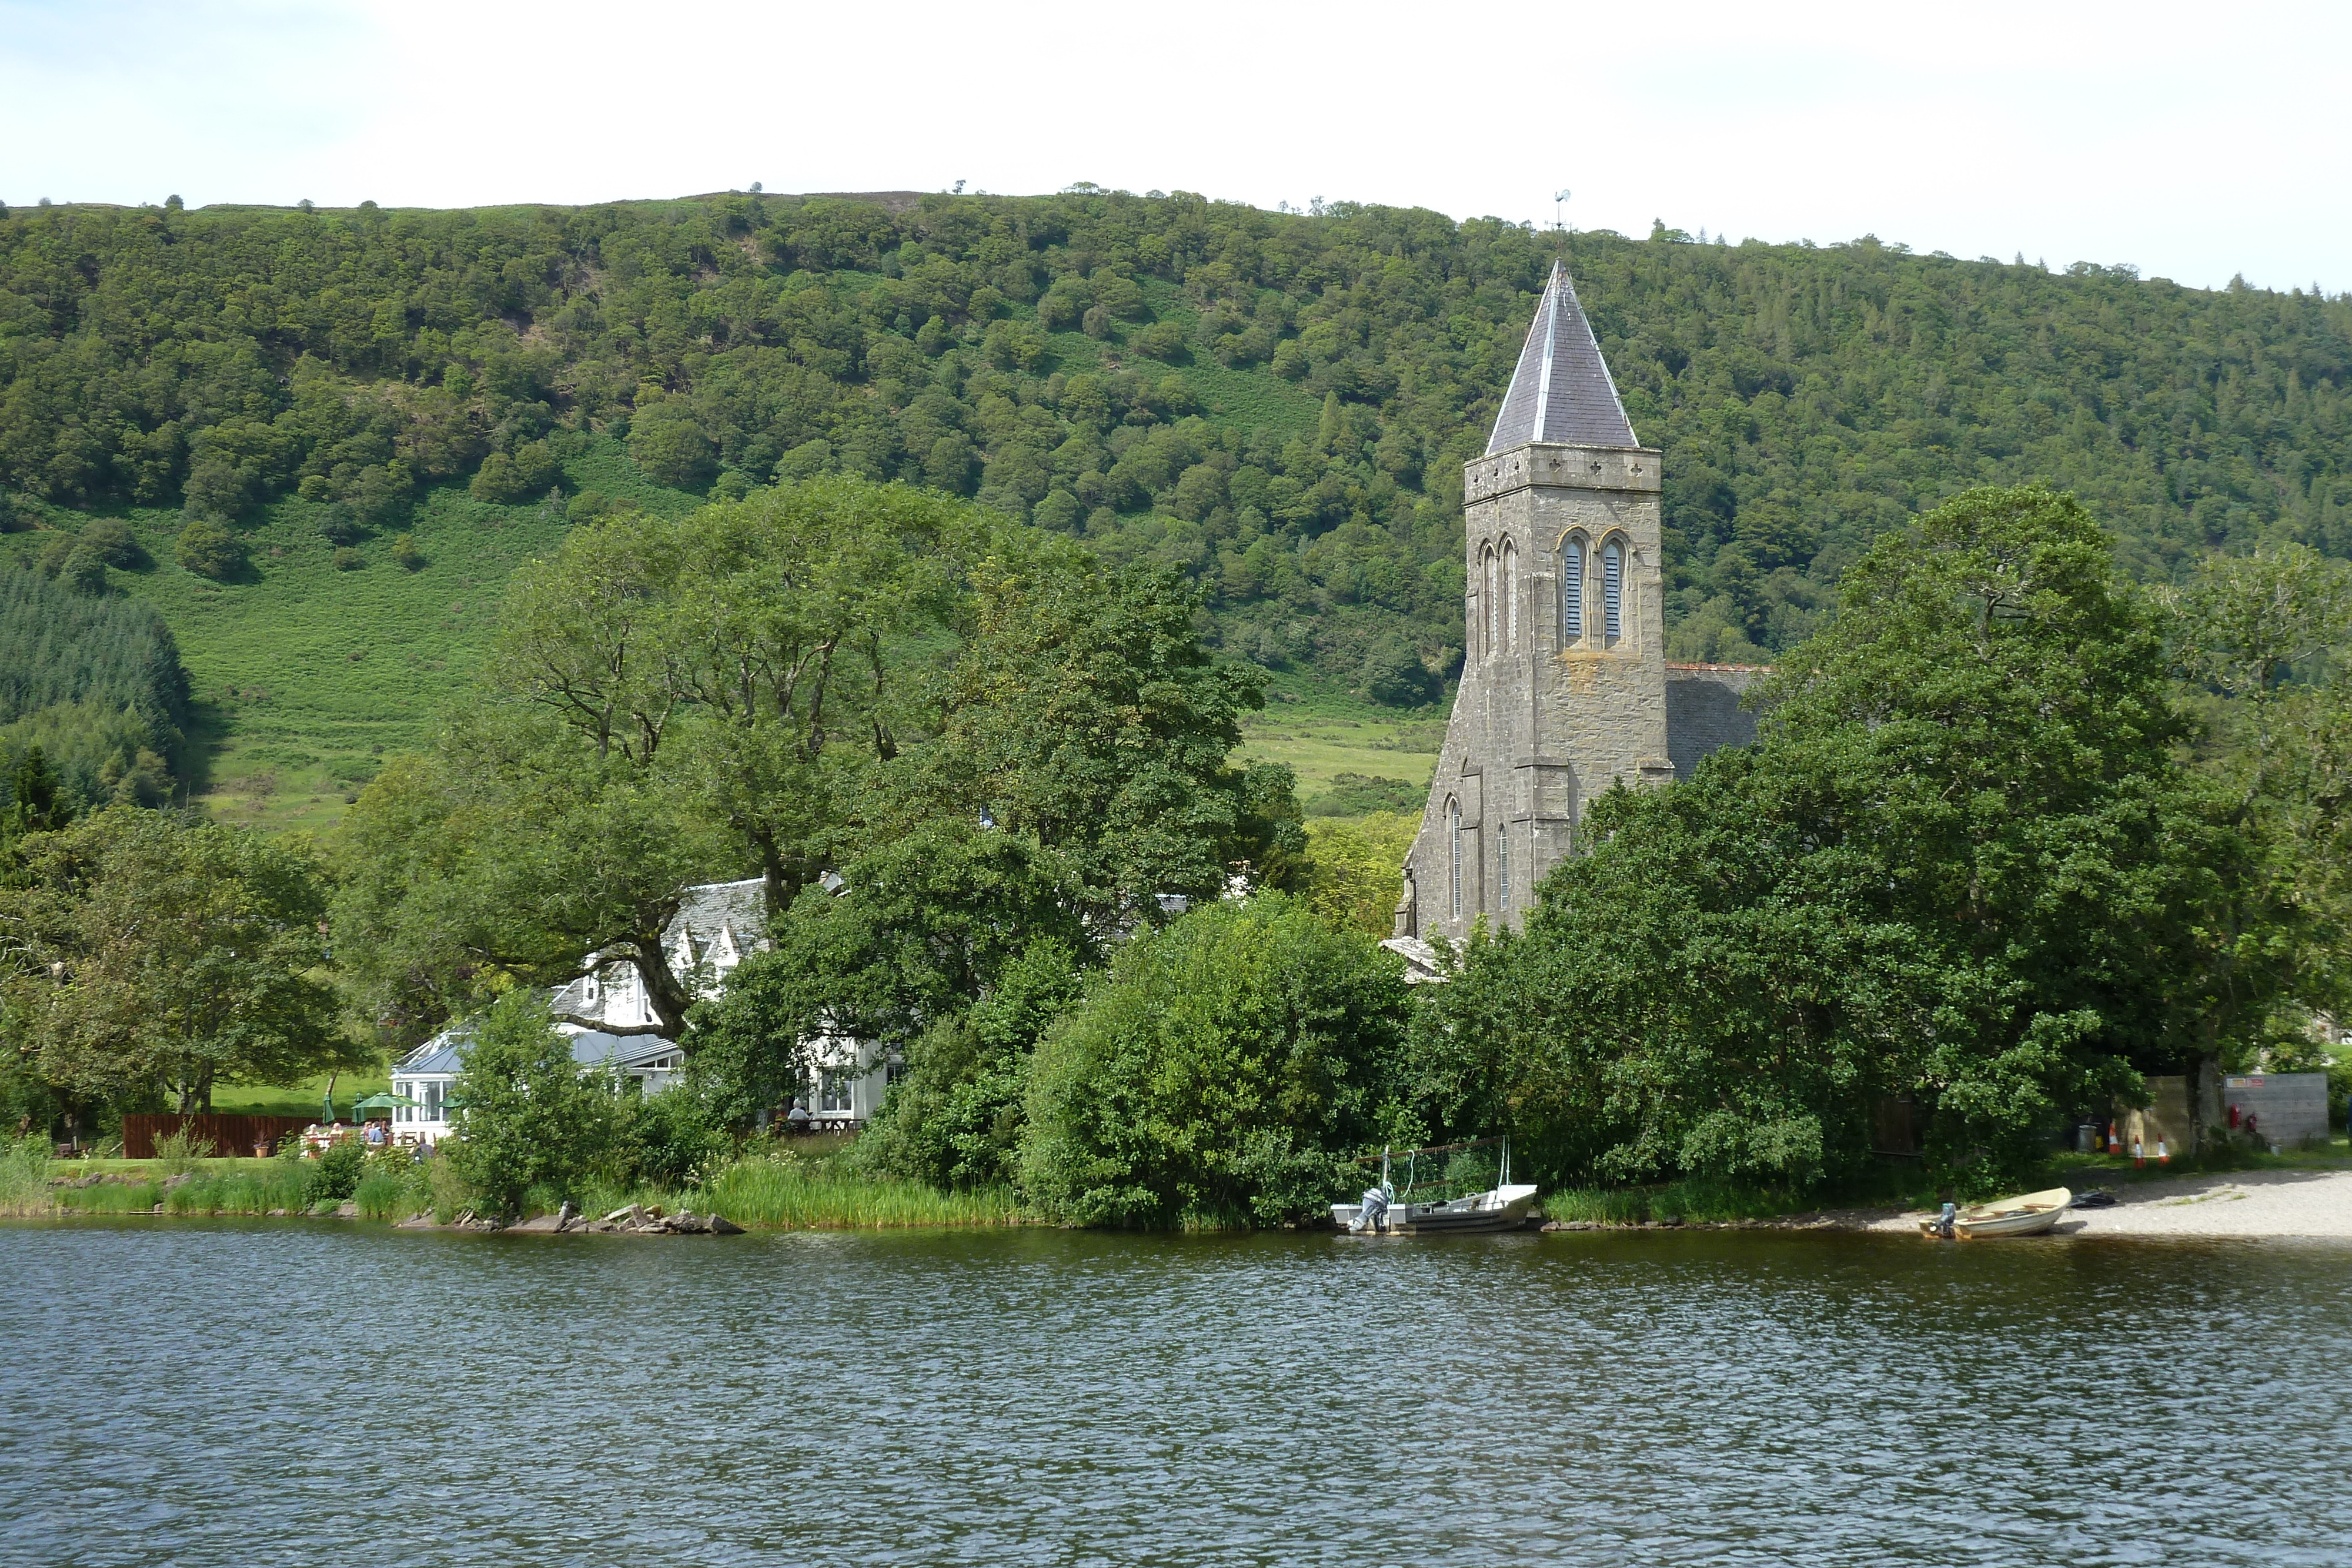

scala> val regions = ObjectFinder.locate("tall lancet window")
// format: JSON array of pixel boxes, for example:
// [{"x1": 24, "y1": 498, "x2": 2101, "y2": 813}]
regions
[
  {"x1": 1482, "y1": 547, "x2": 1499, "y2": 659},
  {"x1": 1561, "y1": 538, "x2": 1585, "y2": 643},
  {"x1": 1602, "y1": 540, "x2": 1624, "y2": 646},
  {"x1": 1497, "y1": 824, "x2": 1512, "y2": 912},
  {"x1": 1502, "y1": 542, "x2": 1519, "y2": 651},
  {"x1": 1448, "y1": 800, "x2": 1463, "y2": 919}
]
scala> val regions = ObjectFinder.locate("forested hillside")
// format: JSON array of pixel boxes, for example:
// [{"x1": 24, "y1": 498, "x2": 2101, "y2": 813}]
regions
[
  {"x1": 3, "y1": 188, "x2": 2349, "y2": 690},
  {"x1": 0, "y1": 570, "x2": 189, "y2": 813}
]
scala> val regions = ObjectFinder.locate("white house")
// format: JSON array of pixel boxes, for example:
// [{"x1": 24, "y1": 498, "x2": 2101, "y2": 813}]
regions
[{"x1": 389, "y1": 876, "x2": 897, "y2": 1142}]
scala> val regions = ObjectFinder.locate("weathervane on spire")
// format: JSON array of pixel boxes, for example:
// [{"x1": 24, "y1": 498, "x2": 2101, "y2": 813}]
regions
[{"x1": 1553, "y1": 188, "x2": 1572, "y2": 235}]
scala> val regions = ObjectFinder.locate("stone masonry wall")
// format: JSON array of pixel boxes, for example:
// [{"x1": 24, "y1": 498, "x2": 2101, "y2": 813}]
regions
[
  {"x1": 1665, "y1": 664, "x2": 1767, "y2": 780},
  {"x1": 1398, "y1": 442, "x2": 1667, "y2": 944}
]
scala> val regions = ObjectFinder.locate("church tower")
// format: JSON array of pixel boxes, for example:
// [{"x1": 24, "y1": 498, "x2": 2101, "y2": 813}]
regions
[{"x1": 1395, "y1": 260, "x2": 1671, "y2": 944}]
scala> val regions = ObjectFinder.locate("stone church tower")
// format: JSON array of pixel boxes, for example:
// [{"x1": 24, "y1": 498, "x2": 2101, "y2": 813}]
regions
[{"x1": 1392, "y1": 261, "x2": 1759, "y2": 948}]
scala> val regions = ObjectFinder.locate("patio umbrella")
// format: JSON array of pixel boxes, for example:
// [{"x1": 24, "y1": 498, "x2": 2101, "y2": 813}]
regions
[{"x1": 353, "y1": 1094, "x2": 418, "y2": 1114}]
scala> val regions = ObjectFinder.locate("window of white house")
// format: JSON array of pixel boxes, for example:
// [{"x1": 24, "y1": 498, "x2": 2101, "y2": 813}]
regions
[
  {"x1": 1562, "y1": 537, "x2": 1584, "y2": 642},
  {"x1": 1602, "y1": 540, "x2": 1623, "y2": 644},
  {"x1": 820, "y1": 1071, "x2": 856, "y2": 1114}
]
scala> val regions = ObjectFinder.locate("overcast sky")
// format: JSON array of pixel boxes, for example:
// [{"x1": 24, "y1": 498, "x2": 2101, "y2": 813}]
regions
[{"x1": 5, "y1": 0, "x2": 2345, "y2": 294}]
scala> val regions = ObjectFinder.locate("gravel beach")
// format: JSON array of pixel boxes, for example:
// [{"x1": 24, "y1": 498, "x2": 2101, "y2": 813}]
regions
[{"x1": 1863, "y1": 1166, "x2": 2352, "y2": 1239}]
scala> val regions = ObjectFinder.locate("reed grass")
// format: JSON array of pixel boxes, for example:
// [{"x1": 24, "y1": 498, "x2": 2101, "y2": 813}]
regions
[
  {"x1": 690, "y1": 1156, "x2": 1019, "y2": 1230},
  {"x1": 0, "y1": 1141, "x2": 54, "y2": 1217}
]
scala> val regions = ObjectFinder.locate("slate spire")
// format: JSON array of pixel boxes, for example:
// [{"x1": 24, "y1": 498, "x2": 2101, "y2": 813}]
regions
[{"x1": 1484, "y1": 259, "x2": 1637, "y2": 453}]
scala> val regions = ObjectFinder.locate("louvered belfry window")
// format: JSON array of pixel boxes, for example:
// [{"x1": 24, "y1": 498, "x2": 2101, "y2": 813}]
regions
[
  {"x1": 1498, "y1": 824, "x2": 1511, "y2": 912},
  {"x1": 1562, "y1": 539, "x2": 1584, "y2": 641},
  {"x1": 1602, "y1": 540, "x2": 1623, "y2": 644}
]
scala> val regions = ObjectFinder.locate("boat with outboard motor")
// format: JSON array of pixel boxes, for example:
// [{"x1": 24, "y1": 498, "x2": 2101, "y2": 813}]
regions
[
  {"x1": 1332, "y1": 1139, "x2": 1541, "y2": 1235},
  {"x1": 1917, "y1": 1186, "x2": 2072, "y2": 1239}
]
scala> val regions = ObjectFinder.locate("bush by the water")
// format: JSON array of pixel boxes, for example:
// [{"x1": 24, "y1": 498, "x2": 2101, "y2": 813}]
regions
[
  {"x1": 443, "y1": 991, "x2": 619, "y2": 1219},
  {"x1": 1020, "y1": 895, "x2": 1413, "y2": 1227}
]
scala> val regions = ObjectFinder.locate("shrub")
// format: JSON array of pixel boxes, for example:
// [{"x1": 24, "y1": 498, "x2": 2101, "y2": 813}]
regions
[
  {"x1": 332, "y1": 547, "x2": 364, "y2": 571},
  {"x1": 55, "y1": 544, "x2": 108, "y2": 596},
  {"x1": 627, "y1": 404, "x2": 716, "y2": 491},
  {"x1": 1020, "y1": 895, "x2": 1413, "y2": 1227},
  {"x1": 469, "y1": 440, "x2": 560, "y2": 504},
  {"x1": 318, "y1": 503, "x2": 362, "y2": 545},
  {"x1": 1361, "y1": 634, "x2": 1439, "y2": 706},
  {"x1": 308, "y1": 1138, "x2": 366, "y2": 1202},
  {"x1": 78, "y1": 519, "x2": 142, "y2": 567},
  {"x1": 1129, "y1": 320, "x2": 1188, "y2": 362},
  {"x1": 444, "y1": 991, "x2": 620, "y2": 1219},
  {"x1": 389, "y1": 533, "x2": 423, "y2": 570},
  {"x1": 176, "y1": 517, "x2": 245, "y2": 580},
  {"x1": 623, "y1": 1086, "x2": 730, "y2": 1188}
]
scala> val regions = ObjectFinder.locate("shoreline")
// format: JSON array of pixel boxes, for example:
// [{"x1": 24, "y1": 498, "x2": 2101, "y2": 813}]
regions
[{"x1": 1842, "y1": 1166, "x2": 2352, "y2": 1239}]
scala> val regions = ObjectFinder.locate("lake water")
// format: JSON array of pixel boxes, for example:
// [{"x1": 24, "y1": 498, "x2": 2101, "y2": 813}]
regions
[{"x1": 1, "y1": 1222, "x2": 2346, "y2": 1567}]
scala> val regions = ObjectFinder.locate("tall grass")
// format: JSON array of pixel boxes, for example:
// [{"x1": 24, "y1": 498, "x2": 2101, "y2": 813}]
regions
[
  {"x1": 54, "y1": 1159, "x2": 316, "y2": 1216},
  {"x1": 696, "y1": 1156, "x2": 1018, "y2": 1230},
  {"x1": 0, "y1": 1139, "x2": 53, "y2": 1217}
]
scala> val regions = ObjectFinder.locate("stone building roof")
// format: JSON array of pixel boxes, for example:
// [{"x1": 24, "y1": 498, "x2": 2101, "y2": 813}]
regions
[{"x1": 1485, "y1": 260, "x2": 1638, "y2": 453}]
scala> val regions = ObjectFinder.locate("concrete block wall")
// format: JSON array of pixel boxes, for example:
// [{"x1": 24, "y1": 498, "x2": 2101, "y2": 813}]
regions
[{"x1": 2223, "y1": 1073, "x2": 2330, "y2": 1149}]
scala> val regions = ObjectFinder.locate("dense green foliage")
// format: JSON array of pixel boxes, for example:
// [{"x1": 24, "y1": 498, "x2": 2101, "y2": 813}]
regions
[
  {"x1": 1418, "y1": 487, "x2": 2286, "y2": 1189},
  {"x1": 6, "y1": 192, "x2": 2347, "y2": 698},
  {"x1": 0, "y1": 569, "x2": 190, "y2": 814},
  {"x1": 1020, "y1": 895, "x2": 1412, "y2": 1226},
  {"x1": 0, "y1": 807, "x2": 349, "y2": 1118},
  {"x1": 442, "y1": 990, "x2": 618, "y2": 1219}
]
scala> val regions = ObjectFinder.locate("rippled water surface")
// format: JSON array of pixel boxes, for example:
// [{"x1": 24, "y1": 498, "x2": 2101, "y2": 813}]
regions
[{"x1": 2, "y1": 1222, "x2": 2347, "y2": 1566}]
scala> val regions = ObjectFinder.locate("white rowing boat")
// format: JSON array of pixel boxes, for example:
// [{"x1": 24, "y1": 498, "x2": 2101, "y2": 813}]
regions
[
  {"x1": 1918, "y1": 1186, "x2": 2072, "y2": 1239},
  {"x1": 1332, "y1": 1139, "x2": 1541, "y2": 1235}
]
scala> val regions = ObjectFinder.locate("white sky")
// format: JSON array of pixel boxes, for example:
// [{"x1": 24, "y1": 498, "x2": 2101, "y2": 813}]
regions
[{"x1": 5, "y1": 0, "x2": 2346, "y2": 295}]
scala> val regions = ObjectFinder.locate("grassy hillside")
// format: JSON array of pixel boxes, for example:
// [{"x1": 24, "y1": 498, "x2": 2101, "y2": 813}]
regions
[
  {"x1": 0, "y1": 440, "x2": 699, "y2": 826},
  {"x1": 4, "y1": 189, "x2": 2348, "y2": 815}
]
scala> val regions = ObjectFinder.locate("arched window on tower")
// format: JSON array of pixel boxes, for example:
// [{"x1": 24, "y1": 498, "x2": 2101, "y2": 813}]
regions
[
  {"x1": 1502, "y1": 541, "x2": 1518, "y2": 651},
  {"x1": 1602, "y1": 539, "x2": 1623, "y2": 646},
  {"x1": 1561, "y1": 537, "x2": 1585, "y2": 643},
  {"x1": 1482, "y1": 547, "x2": 1498, "y2": 660},
  {"x1": 1448, "y1": 798, "x2": 1462, "y2": 920}
]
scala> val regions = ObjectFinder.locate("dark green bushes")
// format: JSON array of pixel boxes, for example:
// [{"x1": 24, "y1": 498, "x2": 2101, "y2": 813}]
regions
[{"x1": 1020, "y1": 896, "x2": 1412, "y2": 1227}]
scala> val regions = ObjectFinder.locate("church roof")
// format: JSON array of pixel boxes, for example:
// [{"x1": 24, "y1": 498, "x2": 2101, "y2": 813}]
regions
[{"x1": 1485, "y1": 259, "x2": 1638, "y2": 453}]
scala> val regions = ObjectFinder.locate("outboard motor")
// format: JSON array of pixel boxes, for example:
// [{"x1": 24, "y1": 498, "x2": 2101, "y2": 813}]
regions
[
  {"x1": 1353, "y1": 1186, "x2": 1391, "y2": 1235},
  {"x1": 1933, "y1": 1201, "x2": 1957, "y2": 1240}
]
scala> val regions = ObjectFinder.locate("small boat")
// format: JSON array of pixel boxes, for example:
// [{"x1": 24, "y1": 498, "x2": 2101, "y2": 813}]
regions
[
  {"x1": 1917, "y1": 1186, "x2": 2072, "y2": 1239},
  {"x1": 1332, "y1": 1140, "x2": 1541, "y2": 1236}
]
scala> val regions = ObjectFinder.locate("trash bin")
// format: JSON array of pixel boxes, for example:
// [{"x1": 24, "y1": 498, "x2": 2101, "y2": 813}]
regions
[{"x1": 2074, "y1": 1121, "x2": 2102, "y2": 1153}]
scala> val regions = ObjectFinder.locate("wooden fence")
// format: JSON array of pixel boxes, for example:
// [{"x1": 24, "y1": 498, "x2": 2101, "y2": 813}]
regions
[{"x1": 122, "y1": 1114, "x2": 314, "y2": 1161}]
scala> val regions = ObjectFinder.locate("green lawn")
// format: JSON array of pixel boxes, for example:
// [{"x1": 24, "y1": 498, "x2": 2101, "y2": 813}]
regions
[{"x1": 211, "y1": 1072, "x2": 391, "y2": 1119}]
